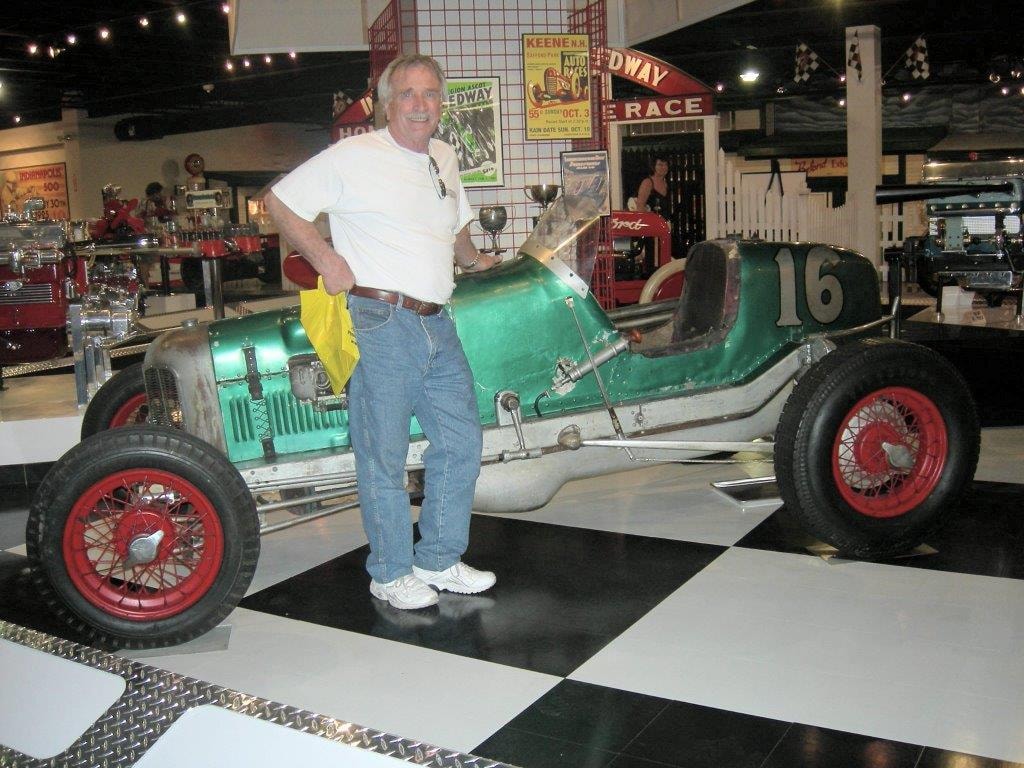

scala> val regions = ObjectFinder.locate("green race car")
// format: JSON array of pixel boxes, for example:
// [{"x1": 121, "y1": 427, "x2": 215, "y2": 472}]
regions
[{"x1": 27, "y1": 195, "x2": 979, "y2": 649}]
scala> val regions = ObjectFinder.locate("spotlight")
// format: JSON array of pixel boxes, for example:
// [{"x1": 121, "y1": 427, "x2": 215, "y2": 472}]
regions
[
  {"x1": 27, "y1": 42, "x2": 39, "y2": 55},
  {"x1": 901, "y1": 92, "x2": 911, "y2": 102},
  {"x1": 838, "y1": 98, "x2": 846, "y2": 107},
  {"x1": 14, "y1": 116, "x2": 21, "y2": 124},
  {"x1": 739, "y1": 69, "x2": 760, "y2": 83},
  {"x1": 989, "y1": 71, "x2": 1001, "y2": 83},
  {"x1": 139, "y1": 17, "x2": 149, "y2": 27},
  {"x1": 99, "y1": 27, "x2": 111, "y2": 39},
  {"x1": 839, "y1": 74, "x2": 846, "y2": 83},
  {"x1": 263, "y1": 55, "x2": 272, "y2": 64},
  {"x1": 225, "y1": 60, "x2": 234, "y2": 71},
  {"x1": 1001, "y1": 86, "x2": 1010, "y2": 95},
  {"x1": 776, "y1": 85, "x2": 785, "y2": 94},
  {"x1": 222, "y1": 3, "x2": 230, "y2": 12},
  {"x1": 243, "y1": 58, "x2": 251, "y2": 68},
  {"x1": 66, "y1": 33, "x2": 77, "y2": 45},
  {"x1": 288, "y1": 51, "x2": 297, "y2": 59},
  {"x1": 714, "y1": 82, "x2": 725, "y2": 93},
  {"x1": 176, "y1": 12, "x2": 187, "y2": 24}
]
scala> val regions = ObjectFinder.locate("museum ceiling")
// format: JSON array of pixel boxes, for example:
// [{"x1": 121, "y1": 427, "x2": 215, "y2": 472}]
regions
[{"x1": 0, "y1": 0, "x2": 1021, "y2": 135}]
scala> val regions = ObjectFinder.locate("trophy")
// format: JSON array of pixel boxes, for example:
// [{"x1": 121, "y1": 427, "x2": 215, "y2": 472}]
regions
[
  {"x1": 477, "y1": 205, "x2": 508, "y2": 254},
  {"x1": 524, "y1": 184, "x2": 560, "y2": 227}
]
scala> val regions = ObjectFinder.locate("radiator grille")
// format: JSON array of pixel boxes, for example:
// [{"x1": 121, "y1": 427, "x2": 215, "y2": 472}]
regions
[
  {"x1": 144, "y1": 366, "x2": 182, "y2": 428},
  {"x1": 0, "y1": 283, "x2": 53, "y2": 305}
]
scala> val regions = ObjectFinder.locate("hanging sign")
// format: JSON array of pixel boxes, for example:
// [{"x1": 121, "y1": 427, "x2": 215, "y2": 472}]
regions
[
  {"x1": 0, "y1": 162, "x2": 70, "y2": 219},
  {"x1": 605, "y1": 94, "x2": 714, "y2": 121},
  {"x1": 523, "y1": 33, "x2": 592, "y2": 140},
  {"x1": 602, "y1": 48, "x2": 711, "y2": 96},
  {"x1": 330, "y1": 89, "x2": 374, "y2": 143}
]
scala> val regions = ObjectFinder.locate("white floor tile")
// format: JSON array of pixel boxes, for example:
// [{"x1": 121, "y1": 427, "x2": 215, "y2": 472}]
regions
[
  {"x1": 976, "y1": 426, "x2": 1024, "y2": 484},
  {"x1": 130, "y1": 608, "x2": 559, "y2": 753},
  {"x1": 570, "y1": 546, "x2": 1024, "y2": 762},
  {"x1": 489, "y1": 462, "x2": 777, "y2": 546}
]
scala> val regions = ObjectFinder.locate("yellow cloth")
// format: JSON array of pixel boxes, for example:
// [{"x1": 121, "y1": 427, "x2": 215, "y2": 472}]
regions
[{"x1": 299, "y1": 277, "x2": 359, "y2": 395}]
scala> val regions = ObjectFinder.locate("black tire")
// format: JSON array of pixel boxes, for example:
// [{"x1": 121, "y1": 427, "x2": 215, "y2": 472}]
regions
[
  {"x1": 774, "y1": 338, "x2": 979, "y2": 559},
  {"x1": 26, "y1": 426, "x2": 260, "y2": 649},
  {"x1": 80, "y1": 362, "x2": 149, "y2": 439}
]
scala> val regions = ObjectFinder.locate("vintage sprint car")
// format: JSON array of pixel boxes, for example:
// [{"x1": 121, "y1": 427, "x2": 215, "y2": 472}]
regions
[{"x1": 26, "y1": 195, "x2": 980, "y2": 649}]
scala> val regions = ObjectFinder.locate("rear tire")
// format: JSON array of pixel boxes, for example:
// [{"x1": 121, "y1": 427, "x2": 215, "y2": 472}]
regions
[
  {"x1": 27, "y1": 426, "x2": 259, "y2": 649},
  {"x1": 774, "y1": 338, "x2": 979, "y2": 558},
  {"x1": 81, "y1": 362, "x2": 148, "y2": 438}
]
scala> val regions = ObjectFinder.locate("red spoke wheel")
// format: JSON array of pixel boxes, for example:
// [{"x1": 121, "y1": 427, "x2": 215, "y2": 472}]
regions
[
  {"x1": 28, "y1": 426, "x2": 259, "y2": 649},
  {"x1": 108, "y1": 391, "x2": 150, "y2": 427},
  {"x1": 81, "y1": 362, "x2": 152, "y2": 439},
  {"x1": 62, "y1": 468, "x2": 225, "y2": 621},
  {"x1": 775, "y1": 339, "x2": 979, "y2": 559},
  {"x1": 832, "y1": 387, "x2": 947, "y2": 518}
]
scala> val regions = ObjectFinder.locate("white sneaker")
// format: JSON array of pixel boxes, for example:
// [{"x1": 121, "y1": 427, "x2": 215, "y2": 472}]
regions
[
  {"x1": 413, "y1": 562, "x2": 496, "y2": 595},
  {"x1": 369, "y1": 574, "x2": 439, "y2": 610}
]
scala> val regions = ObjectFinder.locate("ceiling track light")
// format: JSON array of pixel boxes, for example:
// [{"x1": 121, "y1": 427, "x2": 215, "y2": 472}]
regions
[
  {"x1": 99, "y1": 27, "x2": 111, "y2": 40},
  {"x1": 139, "y1": 17, "x2": 150, "y2": 28},
  {"x1": 176, "y1": 12, "x2": 188, "y2": 24}
]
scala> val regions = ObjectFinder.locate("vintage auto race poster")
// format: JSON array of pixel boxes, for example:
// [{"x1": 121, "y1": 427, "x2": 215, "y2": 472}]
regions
[
  {"x1": 440, "y1": 77, "x2": 503, "y2": 187},
  {"x1": 561, "y1": 150, "x2": 610, "y2": 215},
  {"x1": 0, "y1": 162, "x2": 70, "y2": 219},
  {"x1": 523, "y1": 33, "x2": 591, "y2": 140}
]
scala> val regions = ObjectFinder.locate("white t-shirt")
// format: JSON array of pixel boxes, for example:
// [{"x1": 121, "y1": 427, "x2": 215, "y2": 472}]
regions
[{"x1": 272, "y1": 128, "x2": 473, "y2": 303}]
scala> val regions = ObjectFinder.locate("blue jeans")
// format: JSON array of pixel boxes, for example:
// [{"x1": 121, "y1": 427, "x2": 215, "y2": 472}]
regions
[{"x1": 346, "y1": 294, "x2": 483, "y2": 584}]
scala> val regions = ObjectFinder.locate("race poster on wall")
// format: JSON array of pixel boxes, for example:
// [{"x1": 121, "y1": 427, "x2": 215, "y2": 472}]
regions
[
  {"x1": 440, "y1": 77, "x2": 503, "y2": 187},
  {"x1": 0, "y1": 162, "x2": 70, "y2": 219},
  {"x1": 523, "y1": 33, "x2": 591, "y2": 140},
  {"x1": 560, "y1": 150, "x2": 610, "y2": 216}
]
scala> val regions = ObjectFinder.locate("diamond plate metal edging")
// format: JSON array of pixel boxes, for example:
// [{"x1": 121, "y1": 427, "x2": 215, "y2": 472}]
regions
[{"x1": 0, "y1": 621, "x2": 515, "y2": 768}]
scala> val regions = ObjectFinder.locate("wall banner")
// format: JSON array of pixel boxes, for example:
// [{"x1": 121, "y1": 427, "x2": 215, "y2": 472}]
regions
[
  {"x1": 1, "y1": 162, "x2": 70, "y2": 219},
  {"x1": 523, "y1": 33, "x2": 591, "y2": 140},
  {"x1": 441, "y1": 77, "x2": 503, "y2": 188}
]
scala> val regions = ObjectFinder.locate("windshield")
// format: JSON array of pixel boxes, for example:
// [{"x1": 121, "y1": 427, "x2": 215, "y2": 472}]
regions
[{"x1": 517, "y1": 194, "x2": 602, "y2": 294}]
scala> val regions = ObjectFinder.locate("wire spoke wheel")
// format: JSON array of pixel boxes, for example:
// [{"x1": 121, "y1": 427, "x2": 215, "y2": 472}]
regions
[
  {"x1": 63, "y1": 468, "x2": 224, "y2": 621},
  {"x1": 28, "y1": 426, "x2": 259, "y2": 649},
  {"x1": 774, "y1": 339, "x2": 979, "y2": 559},
  {"x1": 108, "y1": 392, "x2": 150, "y2": 427},
  {"x1": 832, "y1": 387, "x2": 947, "y2": 518}
]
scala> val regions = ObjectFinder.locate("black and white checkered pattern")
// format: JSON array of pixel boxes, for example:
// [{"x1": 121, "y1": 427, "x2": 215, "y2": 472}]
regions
[
  {"x1": 847, "y1": 31, "x2": 863, "y2": 81},
  {"x1": 793, "y1": 42, "x2": 819, "y2": 83},
  {"x1": 905, "y1": 35, "x2": 930, "y2": 79}
]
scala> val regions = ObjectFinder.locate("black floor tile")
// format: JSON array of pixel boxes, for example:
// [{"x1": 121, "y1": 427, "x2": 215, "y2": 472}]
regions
[
  {"x1": 917, "y1": 747, "x2": 1024, "y2": 768},
  {"x1": 240, "y1": 515, "x2": 726, "y2": 676},
  {"x1": 621, "y1": 700, "x2": 790, "y2": 768},
  {"x1": 0, "y1": 551, "x2": 86, "y2": 643},
  {"x1": 760, "y1": 724, "x2": 921, "y2": 768},
  {"x1": 736, "y1": 481, "x2": 1024, "y2": 579},
  {"x1": 473, "y1": 727, "x2": 617, "y2": 768},
  {"x1": 496, "y1": 680, "x2": 671, "y2": 754}
]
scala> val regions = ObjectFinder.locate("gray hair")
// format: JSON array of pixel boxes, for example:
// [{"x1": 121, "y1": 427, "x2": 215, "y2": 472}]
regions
[{"x1": 377, "y1": 54, "x2": 446, "y2": 107}]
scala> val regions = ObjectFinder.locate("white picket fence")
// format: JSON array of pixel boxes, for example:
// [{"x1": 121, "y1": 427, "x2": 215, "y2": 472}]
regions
[{"x1": 709, "y1": 149, "x2": 904, "y2": 252}]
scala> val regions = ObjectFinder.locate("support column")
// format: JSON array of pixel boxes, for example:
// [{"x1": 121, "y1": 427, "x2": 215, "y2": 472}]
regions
[
  {"x1": 703, "y1": 115, "x2": 720, "y2": 240},
  {"x1": 846, "y1": 25, "x2": 882, "y2": 266}
]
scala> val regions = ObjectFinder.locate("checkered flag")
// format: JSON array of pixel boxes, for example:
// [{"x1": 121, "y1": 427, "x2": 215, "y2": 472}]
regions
[
  {"x1": 847, "y1": 31, "x2": 863, "y2": 81},
  {"x1": 794, "y1": 43, "x2": 820, "y2": 83},
  {"x1": 905, "y1": 35, "x2": 929, "y2": 79}
]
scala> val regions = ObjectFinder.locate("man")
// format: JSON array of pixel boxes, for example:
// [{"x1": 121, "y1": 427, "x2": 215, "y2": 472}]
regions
[{"x1": 265, "y1": 54, "x2": 500, "y2": 610}]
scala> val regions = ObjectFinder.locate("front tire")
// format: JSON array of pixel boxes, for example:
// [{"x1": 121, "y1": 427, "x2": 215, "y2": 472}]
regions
[
  {"x1": 27, "y1": 426, "x2": 260, "y2": 649},
  {"x1": 774, "y1": 338, "x2": 979, "y2": 558}
]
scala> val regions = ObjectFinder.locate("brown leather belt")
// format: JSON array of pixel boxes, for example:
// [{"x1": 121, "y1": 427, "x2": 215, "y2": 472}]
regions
[{"x1": 348, "y1": 286, "x2": 444, "y2": 316}]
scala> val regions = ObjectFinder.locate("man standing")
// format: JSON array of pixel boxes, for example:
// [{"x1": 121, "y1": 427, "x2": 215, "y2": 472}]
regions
[{"x1": 265, "y1": 54, "x2": 500, "y2": 610}]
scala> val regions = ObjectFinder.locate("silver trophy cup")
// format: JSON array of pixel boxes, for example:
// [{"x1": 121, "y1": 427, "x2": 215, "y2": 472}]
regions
[
  {"x1": 478, "y1": 205, "x2": 508, "y2": 254},
  {"x1": 524, "y1": 184, "x2": 560, "y2": 213}
]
